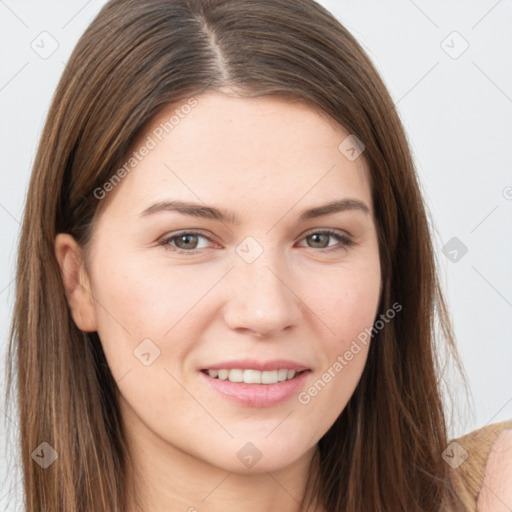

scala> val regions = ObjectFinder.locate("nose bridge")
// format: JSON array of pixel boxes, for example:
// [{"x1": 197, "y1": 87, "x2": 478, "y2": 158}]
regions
[{"x1": 224, "y1": 239, "x2": 302, "y2": 336}]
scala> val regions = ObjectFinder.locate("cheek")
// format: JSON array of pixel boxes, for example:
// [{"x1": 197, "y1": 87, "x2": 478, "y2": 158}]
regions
[
  {"x1": 295, "y1": 257, "x2": 380, "y2": 424},
  {"x1": 311, "y1": 257, "x2": 381, "y2": 344},
  {"x1": 87, "y1": 249, "x2": 225, "y2": 379}
]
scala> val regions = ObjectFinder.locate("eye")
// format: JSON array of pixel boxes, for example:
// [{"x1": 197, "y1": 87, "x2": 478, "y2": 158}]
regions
[
  {"x1": 297, "y1": 229, "x2": 355, "y2": 252},
  {"x1": 158, "y1": 231, "x2": 213, "y2": 253},
  {"x1": 158, "y1": 229, "x2": 355, "y2": 255}
]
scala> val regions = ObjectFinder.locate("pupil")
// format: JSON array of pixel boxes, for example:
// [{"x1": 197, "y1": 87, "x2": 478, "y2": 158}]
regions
[
  {"x1": 310, "y1": 233, "x2": 327, "y2": 248},
  {"x1": 178, "y1": 234, "x2": 197, "y2": 249}
]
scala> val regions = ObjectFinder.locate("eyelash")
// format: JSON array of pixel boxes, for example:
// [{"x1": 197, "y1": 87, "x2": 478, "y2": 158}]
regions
[{"x1": 158, "y1": 229, "x2": 355, "y2": 255}]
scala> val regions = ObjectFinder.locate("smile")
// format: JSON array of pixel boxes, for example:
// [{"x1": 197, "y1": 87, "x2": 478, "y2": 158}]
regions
[{"x1": 199, "y1": 368, "x2": 311, "y2": 407}]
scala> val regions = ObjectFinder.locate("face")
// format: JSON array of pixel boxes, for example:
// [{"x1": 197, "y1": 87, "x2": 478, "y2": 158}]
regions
[{"x1": 59, "y1": 92, "x2": 381, "y2": 475}]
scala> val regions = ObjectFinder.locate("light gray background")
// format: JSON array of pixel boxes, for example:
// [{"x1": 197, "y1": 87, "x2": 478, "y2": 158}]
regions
[{"x1": 1, "y1": 1, "x2": 511, "y2": 510}]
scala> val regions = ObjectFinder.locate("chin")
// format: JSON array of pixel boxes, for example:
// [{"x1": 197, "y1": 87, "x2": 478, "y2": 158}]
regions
[{"x1": 206, "y1": 436, "x2": 316, "y2": 475}]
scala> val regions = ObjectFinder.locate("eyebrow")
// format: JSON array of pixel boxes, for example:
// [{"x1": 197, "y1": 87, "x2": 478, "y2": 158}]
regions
[{"x1": 139, "y1": 198, "x2": 370, "y2": 223}]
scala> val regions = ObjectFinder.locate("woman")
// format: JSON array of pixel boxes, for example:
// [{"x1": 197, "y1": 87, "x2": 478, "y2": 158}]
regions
[{"x1": 6, "y1": 0, "x2": 511, "y2": 510}]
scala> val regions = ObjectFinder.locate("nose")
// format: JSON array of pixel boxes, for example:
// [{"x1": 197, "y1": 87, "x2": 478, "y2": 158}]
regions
[{"x1": 223, "y1": 256, "x2": 303, "y2": 338}]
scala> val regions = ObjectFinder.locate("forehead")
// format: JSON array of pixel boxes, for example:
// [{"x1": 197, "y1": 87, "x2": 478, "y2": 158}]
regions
[{"x1": 101, "y1": 92, "x2": 373, "y2": 220}]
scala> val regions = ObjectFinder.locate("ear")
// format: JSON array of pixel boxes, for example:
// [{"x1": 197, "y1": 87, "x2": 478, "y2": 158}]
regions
[{"x1": 54, "y1": 233, "x2": 98, "y2": 332}]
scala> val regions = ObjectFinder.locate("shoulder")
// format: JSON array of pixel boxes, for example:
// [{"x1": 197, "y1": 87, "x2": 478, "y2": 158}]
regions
[
  {"x1": 476, "y1": 426, "x2": 512, "y2": 511},
  {"x1": 446, "y1": 420, "x2": 512, "y2": 510}
]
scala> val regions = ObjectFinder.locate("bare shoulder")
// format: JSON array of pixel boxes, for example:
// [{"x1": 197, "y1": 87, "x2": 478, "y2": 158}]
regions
[{"x1": 476, "y1": 428, "x2": 512, "y2": 512}]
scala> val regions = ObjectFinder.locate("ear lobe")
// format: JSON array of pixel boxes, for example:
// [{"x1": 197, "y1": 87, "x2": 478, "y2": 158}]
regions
[{"x1": 54, "y1": 233, "x2": 98, "y2": 332}]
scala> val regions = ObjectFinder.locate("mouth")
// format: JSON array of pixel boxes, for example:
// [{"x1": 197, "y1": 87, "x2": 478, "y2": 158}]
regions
[
  {"x1": 198, "y1": 367, "x2": 312, "y2": 407},
  {"x1": 200, "y1": 368, "x2": 309, "y2": 384}
]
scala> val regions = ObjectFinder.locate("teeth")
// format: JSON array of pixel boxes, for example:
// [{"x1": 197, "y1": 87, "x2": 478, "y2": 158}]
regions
[
  {"x1": 228, "y1": 369, "x2": 244, "y2": 382},
  {"x1": 244, "y1": 369, "x2": 261, "y2": 384},
  {"x1": 206, "y1": 368, "x2": 301, "y2": 383},
  {"x1": 261, "y1": 370, "x2": 277, "y2": 384},
  {"x1": 218, "y1": 369, "x2": 229, "y2": 380},
  {"x1": 278, "y1": 369, "x2": 288, "y2": 381}
]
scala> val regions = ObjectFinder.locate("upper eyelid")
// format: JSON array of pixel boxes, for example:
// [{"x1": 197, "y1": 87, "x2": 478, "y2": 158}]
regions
[{"x1": 160, "y1": 227, "x2": 352, "y2": 240}]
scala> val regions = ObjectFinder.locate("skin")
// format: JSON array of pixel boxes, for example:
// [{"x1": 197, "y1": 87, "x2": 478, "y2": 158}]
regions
[
  {"x1": 55, "y1": 91, "x2": 382, "y2": 512},
  {"x1": 477, "y1": 429, "x2": 512, "y2": 512}
]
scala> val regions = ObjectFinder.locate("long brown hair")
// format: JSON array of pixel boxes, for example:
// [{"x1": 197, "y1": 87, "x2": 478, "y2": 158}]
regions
[{"x1": 6, "y1": 0, "x2": 470, "y2": 510}]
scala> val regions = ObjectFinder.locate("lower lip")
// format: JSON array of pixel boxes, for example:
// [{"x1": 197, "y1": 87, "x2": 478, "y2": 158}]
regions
[{"x1": 199, "y1": 370, "x2": 310, "y2": 408}]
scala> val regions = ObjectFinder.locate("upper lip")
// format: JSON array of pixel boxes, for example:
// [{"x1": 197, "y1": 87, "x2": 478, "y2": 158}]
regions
[{"x1": 201, "y1": 359, "x2": 310, "y2": 372}]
